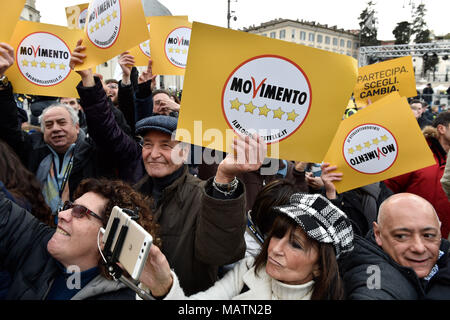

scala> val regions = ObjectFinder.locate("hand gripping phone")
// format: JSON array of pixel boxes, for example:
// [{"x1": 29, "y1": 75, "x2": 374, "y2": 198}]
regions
[{"x1": 102, "y1": 206, "x2": 152, "y2": 280}]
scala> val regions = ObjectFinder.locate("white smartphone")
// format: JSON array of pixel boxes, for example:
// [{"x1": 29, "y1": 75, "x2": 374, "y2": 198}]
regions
[{"x1": 102, "y1": 206, "x2": 153, "y2": 280}]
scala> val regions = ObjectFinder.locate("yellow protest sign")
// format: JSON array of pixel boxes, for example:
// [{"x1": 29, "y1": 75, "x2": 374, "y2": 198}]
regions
[
  {"x1": 5, "y1": 21, "x2": 84, "y2": 98},
  {"x1": 65, "y1": 3, "x2": 89, "y2": 29},
  {"x1": 74, "y1": 0, "x2": 148, "y2": 70},
  {"x1": 323, "y1": 92, "x2": 435, "y2": 193},
  {"x1": 0, "y1": 0, "x2": 26, "y2": 42},
  {"x1": 127, "y1": 17, "x2": 151, "y2": 66},
  {"x1": 128, "y1": 16, "x2": 188, "y2": 67},
  {"x1": 175, "y1": 22, "x2": 358, "y2": 162},
  {"x1": 354, "y1": 56, "x2": 416, "y2": 107},
  {"x1": 148, "y1": 16, "x2": 192, "y2": 75}
]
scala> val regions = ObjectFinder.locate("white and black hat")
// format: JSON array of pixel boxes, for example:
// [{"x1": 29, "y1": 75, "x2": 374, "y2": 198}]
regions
[{"x1": 272, "y1": 193, "x2": 354, "y2": 258}]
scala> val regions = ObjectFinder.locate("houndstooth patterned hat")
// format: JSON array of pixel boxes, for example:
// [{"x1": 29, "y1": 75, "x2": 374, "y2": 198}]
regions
[{"x1": 272, "y1": 193, "x2": 354, "y2": 258}]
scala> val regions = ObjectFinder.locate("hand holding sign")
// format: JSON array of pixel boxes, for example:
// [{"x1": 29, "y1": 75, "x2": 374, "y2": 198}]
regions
[
  {"x1": 70, "y1": 39, "x2": 95, "y2": 87},
  {"x1": 0, "y1": 43, "x2": 15, "y2": 76},
  {"x1": 118, "y1": 51, "x2": 135, "y2": 84},
  {"x1": 320, "y1": 162, "x2": 342, "y2": 200},
  {"x1": 216, "y1": 133, "x2": 267, "y2": 183}
]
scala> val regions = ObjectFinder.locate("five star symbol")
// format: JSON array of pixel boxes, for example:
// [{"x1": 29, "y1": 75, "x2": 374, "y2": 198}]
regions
[
  {"x1": 230, "y1": 98, "x2": 242, "y2": 111},
  {"x1": 244, "y1": 101, "x2": 257, "y2": 114},
  {"x1": 258, "y1": 105, "x2": 270, "y2": 117},
  {"x1": 286, "y1": 110, "x2": 299, "y2": 122},
  {"x1": 272, "y1": 107, "x2": 285, "y2": 120}
]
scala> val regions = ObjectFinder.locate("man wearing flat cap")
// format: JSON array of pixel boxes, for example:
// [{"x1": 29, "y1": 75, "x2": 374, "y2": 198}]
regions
[
  {"x1": 339, "y1": 193, "x2": 450, "y2": 299},
  {"x1": 71, "y1": 42, "x2": 267, "y2": 295}
]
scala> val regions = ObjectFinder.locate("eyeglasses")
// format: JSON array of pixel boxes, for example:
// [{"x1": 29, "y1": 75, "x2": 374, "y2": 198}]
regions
[
  {"x1": 61, "y1": 201, "x2": 103, "y2": 221},
  {"x1": 106, "y1": 83, "x2": 118, "y2": 89}
]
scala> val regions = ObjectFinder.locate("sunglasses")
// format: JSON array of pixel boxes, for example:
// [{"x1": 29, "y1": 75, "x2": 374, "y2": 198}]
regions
[{"x1": 61, "y1": 201, "x2": 103, "y2": 221}]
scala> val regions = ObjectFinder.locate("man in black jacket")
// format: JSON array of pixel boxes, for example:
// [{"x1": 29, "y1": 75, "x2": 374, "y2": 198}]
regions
[
  {"x1": 0, "y1": 178, "x2": 155, "y2": 300},
  {"x1": 0, "y1": 43, "x2": 119, "y2": 218},
  {"x1": 340, "y1": 193, "x2": 450, "y2": 299}
]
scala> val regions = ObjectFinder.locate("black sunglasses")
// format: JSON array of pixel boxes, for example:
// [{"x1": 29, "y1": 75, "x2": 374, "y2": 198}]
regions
[{"x1": 61, "y1": 201, "x2": 103, "y2": 221}]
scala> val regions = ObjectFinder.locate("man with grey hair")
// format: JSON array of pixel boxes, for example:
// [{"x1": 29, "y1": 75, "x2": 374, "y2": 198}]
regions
[
  {"x1": 339, "y1": 193, "x2": 450, "y2": 299},
  {"x1": 0, "y1": 43, "x2": 118, "y2": 220}
]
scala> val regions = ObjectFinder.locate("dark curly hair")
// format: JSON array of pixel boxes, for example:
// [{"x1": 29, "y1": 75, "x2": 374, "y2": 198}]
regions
[
  {"x1": 73, "y1": 178, "x2": 161, "y2": 279},
  {"x1": 0, "y1": 139, "x2": 52, "y2": 225}
]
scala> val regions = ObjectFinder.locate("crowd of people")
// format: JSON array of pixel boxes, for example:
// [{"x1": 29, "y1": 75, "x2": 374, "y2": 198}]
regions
[{"x1": 0, "y1": 36, "x2": 450, "y2": 301}]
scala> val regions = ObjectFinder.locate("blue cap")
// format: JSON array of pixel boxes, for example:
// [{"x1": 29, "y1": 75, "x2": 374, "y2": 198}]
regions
[{"x1": 135, "y1": 115, "x2": 178, "y2": 136}]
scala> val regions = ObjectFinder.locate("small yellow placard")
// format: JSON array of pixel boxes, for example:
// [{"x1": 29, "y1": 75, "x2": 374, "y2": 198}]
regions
[
  {"x1": 175, "y1": 22, "x2": 358, "y2": 162},
  {"x1": 323, "y1": 92, "x2": 435, "y2": 193},
  {"x1": 65, "y1": 3, "x2": 90, "y2": 29},
  {"x1": 354, "y1": 56, "x2": 416, "y2": 107},
  {"x1": 0, "y1": 0, "x2": 26, "y2": 42},
  {"x1": 148, "y1": 16, "x2": 192, "y2": 75},
  {"x1": 128, "y1": 16, "x2": 189, "y2": 67},
  {"x1": 74, "y1": 0, "x2": 148, "y2": 70},
  {"x1": 6, "y1": 21, "x2": 84, "y2": 98}
]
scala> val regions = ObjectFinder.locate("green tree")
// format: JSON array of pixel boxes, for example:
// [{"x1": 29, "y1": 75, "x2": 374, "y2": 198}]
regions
[
  {"x1": 358, "y1": 1, "x2": 379, "y2": 47},
  {"x1": 411, "y1": 4, "x2": 431, "y2": 43},
  {"x1": 392, "y1": 21, "x2": 412, "y2": 44}
]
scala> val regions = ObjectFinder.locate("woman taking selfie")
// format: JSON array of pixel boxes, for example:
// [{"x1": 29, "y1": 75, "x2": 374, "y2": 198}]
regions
[{"x1": 138, "y1": 193, "x2": 354, "y2": 300}]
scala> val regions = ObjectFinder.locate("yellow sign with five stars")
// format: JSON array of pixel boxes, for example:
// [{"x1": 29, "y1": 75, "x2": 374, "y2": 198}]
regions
[
  {"x1": 74, "y1": 0, "x2": 149, "y2": 71},
  {"x1": 147, "y1": 16, "x2": 192, "y2": 75},
  {"x1": 176, "y1": 22, "x2": 358, "y2": 161},
  {"x1": 323, "y1": 92, "x2": 435, "y2": 193},
  {"x1": 0, "y1": 0, "x2": 26, "y2": 42},
  {"x1": 128, "y1": 16, "x2": 189, "y2": 67},
  {"x1": 6, "y1": 21, "x2": 83, "y2": 98}
]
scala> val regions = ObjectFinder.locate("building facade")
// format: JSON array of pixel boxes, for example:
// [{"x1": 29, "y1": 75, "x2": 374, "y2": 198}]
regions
[
  {"x1": 20, "y1": 0, "x2": 40, "y2": 22},
  {"x1": 243, "y1": 18, "x2": 360, "y2": 59}
]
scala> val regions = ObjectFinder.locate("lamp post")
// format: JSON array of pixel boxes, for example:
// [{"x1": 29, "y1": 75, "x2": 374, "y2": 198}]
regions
[{"x1": 227, "y1": 0, "x2": 237, "y2": 29}]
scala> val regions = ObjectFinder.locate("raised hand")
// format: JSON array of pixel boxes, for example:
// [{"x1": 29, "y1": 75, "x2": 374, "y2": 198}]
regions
[
  {"x1": 216, "y1": 133, "x2": 267, "y2": 183},
  {"x1": 320, "y1": 162, "x2": 343, "y2": 200},
  {"x1": 0, "y1": 42, "x2": 15, "y2": 76},
  {"x1": 69, "y1": 39, "x2": 94, "y2": 86},
  {"x1": 118, "y1": 51, "x2": 135, "y2": 85},
  {"x1": 138, "y1": 58, "x2": 157, "y2": 85}
]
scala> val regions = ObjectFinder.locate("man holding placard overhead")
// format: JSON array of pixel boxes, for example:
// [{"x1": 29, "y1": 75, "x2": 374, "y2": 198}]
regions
[
  {"x1": 0, "y1": 42, "x2": 118, "y2": 222},
  {"x1": 70, "y1": 39, "x2": 267, "y2": 295}
]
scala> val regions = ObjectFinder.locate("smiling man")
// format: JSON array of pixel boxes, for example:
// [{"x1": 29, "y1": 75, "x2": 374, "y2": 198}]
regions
[
  {"x1": 340, "y1": 193, "x2": 450, "y2": 300},
  {"x1": 0, "y1": 43, "x2": 119, "y2": 219}
]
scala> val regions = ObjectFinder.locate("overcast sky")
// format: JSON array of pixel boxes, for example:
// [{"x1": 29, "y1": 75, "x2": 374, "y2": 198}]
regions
[{"x1": 35, "y1": 0, "x2": 449, "y2": 40}]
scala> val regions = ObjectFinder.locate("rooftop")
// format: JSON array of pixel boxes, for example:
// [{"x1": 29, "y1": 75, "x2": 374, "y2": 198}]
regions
[{"x1": 242, "y1": 18, "x2": 359, "y2": 36}]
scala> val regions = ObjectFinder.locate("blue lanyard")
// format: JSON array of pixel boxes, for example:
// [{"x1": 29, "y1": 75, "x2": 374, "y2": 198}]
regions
[
  {"x1": 247, "y1": 212, "x2": 265, "y2": 244},
  {"x1": 53, "y1": 152, "x2": 74, "y2": 198}
]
